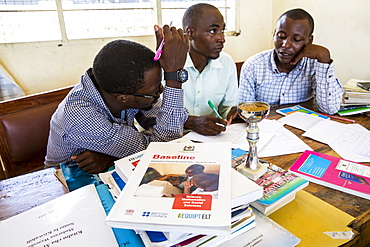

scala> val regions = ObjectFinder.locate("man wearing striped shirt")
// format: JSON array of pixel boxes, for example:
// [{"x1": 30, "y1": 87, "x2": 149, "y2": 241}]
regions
[
  {"x1": 238, "y1": 8, "x2": 343, "y2": 115},
  {"x1": 45, "y1": 25, "x2": 189, "y2": 174}
]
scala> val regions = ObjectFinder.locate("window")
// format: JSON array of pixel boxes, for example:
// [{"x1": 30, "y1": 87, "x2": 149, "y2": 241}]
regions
[{"x1": 0, "y1": 0, "x2": 238, "y2": 43}]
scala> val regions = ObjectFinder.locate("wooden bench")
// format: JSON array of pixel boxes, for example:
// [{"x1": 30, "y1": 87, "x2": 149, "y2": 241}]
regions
[{"x1": 0, "y1": 86, "x2": 73, "y2": 179}]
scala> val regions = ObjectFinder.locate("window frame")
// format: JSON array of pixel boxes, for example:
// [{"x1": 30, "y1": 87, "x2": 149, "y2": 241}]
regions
[{"x1": 0, "y1": 0, "x2": 240, "y2": 44}]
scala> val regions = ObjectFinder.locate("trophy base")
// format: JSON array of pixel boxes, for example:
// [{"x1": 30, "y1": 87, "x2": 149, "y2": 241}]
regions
[{"x1": 236, "y1": 162, "x2": 268, "y2": 180}]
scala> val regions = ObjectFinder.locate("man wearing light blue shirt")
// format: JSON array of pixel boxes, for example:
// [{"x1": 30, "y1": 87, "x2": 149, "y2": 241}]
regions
[{"x1": 181, "y1": 3, "x2": 238, "y2": 136}]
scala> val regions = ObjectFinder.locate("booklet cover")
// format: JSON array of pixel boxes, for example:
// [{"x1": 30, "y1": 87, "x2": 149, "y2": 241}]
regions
[
  {"x1": 106, "y1": 142, "x2": 232, "y2": 236},
  {"x1": 289, "y1": 150, "x2": 370, "y2": 200},
  {"x1": 115, "y1": 148, "x2": 263, "y2": 209},
  {"x1": 276, "y1": 105, "x2": 329, "y2": 119},
  {"x1": 231, "y1": 149, "x2": 309, "y2": 209}
]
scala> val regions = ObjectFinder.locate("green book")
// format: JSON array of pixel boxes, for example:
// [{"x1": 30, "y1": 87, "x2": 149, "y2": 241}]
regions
[{"x1": 337, "y1": 106, "x2": 370, "y2": 116}]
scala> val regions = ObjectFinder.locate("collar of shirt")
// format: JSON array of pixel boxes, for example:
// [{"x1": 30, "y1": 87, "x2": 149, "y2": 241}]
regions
[
  {"x1": 82, "y1": 69, "x2": 133, "y2": 122},
  {"x1": 270, "y1": 50, "x2": 306, "y2": 74},
  {"x1": 184, "y1": 53, "x2": 224, "y2": 74}
]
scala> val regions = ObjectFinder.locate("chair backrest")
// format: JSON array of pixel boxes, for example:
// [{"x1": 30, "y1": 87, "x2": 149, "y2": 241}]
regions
[{"x1": 0, "y1": 86, "x2": 73, "y2": 179}]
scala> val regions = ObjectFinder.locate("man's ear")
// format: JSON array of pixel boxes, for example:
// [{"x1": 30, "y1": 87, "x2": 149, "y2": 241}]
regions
[
  {"x1": 186, "y1": 27, "x2": 194, "y2": 41},
  {"x1": 272, "y1": 29, "x2": 276, "y2": 38},
  {"x1": 308, "y1": 34, "x2": 314, "y2": 44},
  {"x1": 117, "y1": 94, "x2": 128, "y2": 103}
]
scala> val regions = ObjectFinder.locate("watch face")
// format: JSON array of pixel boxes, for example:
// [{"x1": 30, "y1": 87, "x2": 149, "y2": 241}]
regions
[{"x1": 178, "y1": 69, "x2": 188, "y2": 82}]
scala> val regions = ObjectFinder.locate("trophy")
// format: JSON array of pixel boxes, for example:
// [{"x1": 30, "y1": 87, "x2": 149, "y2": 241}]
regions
[{"x1": 237, "y1": 101, "x2": 270, "y2": 180}]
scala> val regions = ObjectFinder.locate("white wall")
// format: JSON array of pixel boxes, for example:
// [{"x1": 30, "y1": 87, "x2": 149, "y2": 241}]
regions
[
  {"x1": 2, "y1": 0, "x2": 369, "y2": 95},
  {"x1": 273, "y1": 0, "x2": 370, "y2": 85},
  {"x1": 0, "y1": 0, "x2": 273, "y2": 95}
]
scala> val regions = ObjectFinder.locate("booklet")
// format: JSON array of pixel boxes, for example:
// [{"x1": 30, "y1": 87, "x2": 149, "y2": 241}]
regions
[
  {"x1": 0, "y1": 185, "x2": 118, "y2": 247},
  {"x1": 106, "y1": 142, "x2": 232, "y2": 237},
  {"x1": 289, "y1": 150, "x2": 370, "y2": 200},
  {"x1": 276, "y1": 105, "x2": 329, "y2": 119},
  {"x1": 231, "y1": 149, "x2": 309, "y2": 214},
  {"x1": 115, "y1": 148, "x2": 263, "y2": 209}
]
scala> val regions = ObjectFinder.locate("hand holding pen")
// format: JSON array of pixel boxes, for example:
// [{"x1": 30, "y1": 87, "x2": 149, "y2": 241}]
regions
[
  {"x1": 208, "y1": 100, "x2": 238, "y2": 126},
  {"x1": 154, "y1": 21, "x2": 172, "y2": 61},
  {"x1": 153, "y1": 23, "x2": 188, "y2": 81}
]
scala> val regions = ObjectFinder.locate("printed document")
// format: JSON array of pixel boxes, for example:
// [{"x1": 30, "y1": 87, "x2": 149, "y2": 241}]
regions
[{"x1": 303, "y1": 121, "x2": 370, "y2": 162}]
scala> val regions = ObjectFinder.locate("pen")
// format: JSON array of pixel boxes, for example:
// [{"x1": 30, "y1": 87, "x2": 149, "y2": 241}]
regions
[
  {"x1": 320, "y1": 113, "x2": 355, "y2": 123},
  {"x1": 207, "y1": 100, "x2": 222, "y2": 118},
  {"x1": 153, "y1": 21, "x2": 172, "y2": 61}
]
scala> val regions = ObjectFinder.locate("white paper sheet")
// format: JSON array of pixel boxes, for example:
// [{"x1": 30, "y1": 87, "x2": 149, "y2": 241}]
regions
[
  {"x1": 0, "y1": 184, "x2": 118, "y2": 247},
  {"x1": 277, "y1": 111, "x2": 326, "y2": 131},
  {"x1": 303, "y1": 121, "x2": 370, "y2": 162},
  {"x1": 259, "y1": 127, "x2": 313, "y2": 158},
  {"x1": 184, "y1": 119, "x2": 283, "y2": 150}
]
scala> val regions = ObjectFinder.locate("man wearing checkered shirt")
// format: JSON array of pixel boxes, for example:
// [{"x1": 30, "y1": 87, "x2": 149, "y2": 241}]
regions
[
  {"x1": 238, "y1": 8, "x2": 343, "y2": 115},
  {"x1": 45, "y1": 25, "x2": 189, "y2": 174}
]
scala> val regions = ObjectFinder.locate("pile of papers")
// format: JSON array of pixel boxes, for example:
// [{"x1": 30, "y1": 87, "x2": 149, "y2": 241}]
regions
[
  {"x1": 342, "y1": 79, "x2": 370, "y2": 105},
  {"x1": 185, "y1": 119, "x2": 313, "y2": 158},
  {"x1": 279, "y1": 111, "x2": 370, "y2": 162}
]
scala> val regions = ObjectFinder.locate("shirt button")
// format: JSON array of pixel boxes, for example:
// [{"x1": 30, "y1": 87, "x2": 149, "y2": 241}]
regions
[
  {"x1": 282, "y1": 93, "x2": 285, "y2": 96},
  {"x1": 197, "y1": 91, "x2": 200, "y2": 93}
]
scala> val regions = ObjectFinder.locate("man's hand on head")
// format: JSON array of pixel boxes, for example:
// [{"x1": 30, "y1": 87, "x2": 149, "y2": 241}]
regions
[
  {"x1": 154, "y1": 24, "x2": 189, "y2": 72},
  {"x1": 185, "y1": 115, "x2": 227, "y2": 136},
  {"x1": 291, "y1": 43, "x2": 331, "y2": 65},
  {"x1": 71, "y1": 150, "x2": 118, "y2": 174},
  {"x1": 154, "y1": 24, "x2": 189, "y2": 89}
]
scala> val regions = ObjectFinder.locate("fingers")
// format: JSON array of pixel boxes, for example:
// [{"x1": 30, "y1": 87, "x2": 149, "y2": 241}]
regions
[
  {"x1": 154, "y1": 25, "x2": 163, "y2": 50},
  {"x1": 290, "y1": 51, "x2": 304, "y2": 65},
  {"x1": 71, "y1": 152, "x2": 87, "y2": 163},
  {"x1": 291, "y1": 44, "x2": 331, "y2": 65},
  {"x1": 214, "y1": 117, "x2": 227, "y2": 128},
  {"x1": 226, "y1": 107, "x2": 238, "y2": 125},
  {"x1": 158, "y1": 24, "x2": 189, "y2": 72}
]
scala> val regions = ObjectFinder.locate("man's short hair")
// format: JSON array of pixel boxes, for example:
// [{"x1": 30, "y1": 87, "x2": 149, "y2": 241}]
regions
[
  {"x1": 182, "y1": 3, "x2": 219, "y2": 30},
  {"x1": 192, "y1": 173, "x2": 219, "y2": 191},
  {"x1": 92, "y1": 39, "x2": 159, "y2": 94},
  {"x1": 186, "y1": 164, "x2": 205, "y2": 174},
  {"x1": 278, "y1": 8, "x2": 315, "y2": 35}
]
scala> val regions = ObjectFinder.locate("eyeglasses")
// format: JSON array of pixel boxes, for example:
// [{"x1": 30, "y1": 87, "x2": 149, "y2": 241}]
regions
[{"x1": 116, "y1": 92, "x2": 160, "y2": 99}]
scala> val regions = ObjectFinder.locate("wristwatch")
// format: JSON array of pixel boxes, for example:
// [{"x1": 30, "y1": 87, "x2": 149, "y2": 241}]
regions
[{"x1": 164, "y1": 69, "x2": 188, "y2": 83}]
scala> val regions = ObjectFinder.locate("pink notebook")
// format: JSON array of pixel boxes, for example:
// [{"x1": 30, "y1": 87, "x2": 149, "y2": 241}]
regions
[{"x1": 289, "y1": 150, "x2": 370, "y2": 200}]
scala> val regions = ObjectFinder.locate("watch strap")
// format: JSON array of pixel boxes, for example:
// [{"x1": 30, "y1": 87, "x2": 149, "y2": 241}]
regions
[{"x1": 164, "y1": 71, "x2": 178, "y2": 81}]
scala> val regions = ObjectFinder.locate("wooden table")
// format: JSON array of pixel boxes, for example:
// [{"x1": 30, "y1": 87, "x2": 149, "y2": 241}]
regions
[
  {"x1": 265, "y1": 101, "x2": 370, "y2": 218},
  {"x1": 0, "y1": 167, "x2": 68, "y2": 221},
  {"x1": 0, "y1": 101, "x2": 369, "y2": 221}
]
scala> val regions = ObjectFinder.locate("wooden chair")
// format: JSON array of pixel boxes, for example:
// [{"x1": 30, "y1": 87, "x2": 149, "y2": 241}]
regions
[
  {"x1": 0, "y1": 86, "x2": 73, "y2": 179},
  {"x1": 235, "y1": 61, "x2": 243, "y2": 82}
]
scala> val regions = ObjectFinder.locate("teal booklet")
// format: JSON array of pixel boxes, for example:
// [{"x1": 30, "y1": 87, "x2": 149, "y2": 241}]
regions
[
  {"x1": 60, "y1": 162, "x2": 145, "y2": 246},
  {"x1": 60, "y1": 162, "x2": 104, "y2": 191}
]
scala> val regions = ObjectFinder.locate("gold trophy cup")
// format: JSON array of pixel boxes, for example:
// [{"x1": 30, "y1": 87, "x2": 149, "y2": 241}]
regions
[{"x1": 237, "y1": 101, "x2": 270, "y2": 180}]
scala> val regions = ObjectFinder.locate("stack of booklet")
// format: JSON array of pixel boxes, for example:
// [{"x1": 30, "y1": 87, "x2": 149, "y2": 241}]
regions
[
  {"x1": 109, "y1": 142, "x2": 265, "y2": 246},
  {"x1": 231, "y1": 148, "x2": 309, "y2": 215},
  {"x1": 337, "y1": 79, "x2": 370, "y2": 116},
  {"x1": 342, "y1": 79, "x2": 370, "y2": 106}
]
